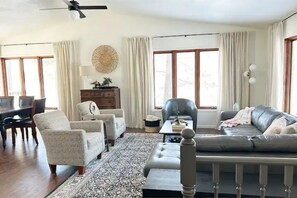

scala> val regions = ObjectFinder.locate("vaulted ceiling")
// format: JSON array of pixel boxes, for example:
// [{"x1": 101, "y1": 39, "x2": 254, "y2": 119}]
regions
[{"x1": 0, "y1": 0, "x2": 297, "y2": 39}]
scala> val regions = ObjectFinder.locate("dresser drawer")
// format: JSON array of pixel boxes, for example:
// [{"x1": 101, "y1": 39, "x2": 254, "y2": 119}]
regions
[{"x1": 80, "y1": 88, "x2": 121, "y2": 109}]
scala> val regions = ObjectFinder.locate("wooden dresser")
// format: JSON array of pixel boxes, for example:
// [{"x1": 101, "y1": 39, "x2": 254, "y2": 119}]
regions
[{"x1": 80, "y1": 88, "x2": 121, "y2": 109}]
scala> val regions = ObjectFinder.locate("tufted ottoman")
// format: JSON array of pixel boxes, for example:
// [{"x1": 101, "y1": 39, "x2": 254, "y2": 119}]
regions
[{"x1": 143, "y1": 142, "x2": 180, "y2": 177}]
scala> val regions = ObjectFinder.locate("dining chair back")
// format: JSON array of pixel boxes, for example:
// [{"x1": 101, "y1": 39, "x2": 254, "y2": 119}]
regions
[
  {"x1": 19, "y1": 96, "x2": 34, "y2": 107},
  {"x1": 9, "y1": 98, "x2": 46, "y2": 145},
  {"x1": 0, "y1": 96, "x2": 14, "y2": 107}
]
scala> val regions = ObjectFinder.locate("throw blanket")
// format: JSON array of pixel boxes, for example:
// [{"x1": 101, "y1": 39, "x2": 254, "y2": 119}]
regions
[{"x1": 218, "y1": 107, "x2": 254, "y2": 130}]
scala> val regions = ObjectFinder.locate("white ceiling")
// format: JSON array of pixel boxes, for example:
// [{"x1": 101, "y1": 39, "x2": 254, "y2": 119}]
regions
[{"x1": 0, "y1": 0, "x2": 297, "y2": 40}]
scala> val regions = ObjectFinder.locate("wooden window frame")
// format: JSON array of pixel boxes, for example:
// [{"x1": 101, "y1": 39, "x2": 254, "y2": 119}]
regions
[
  {"x1": 153, "y1": 48, "x2": 219, "y2": 109},
  {"x1": 284, "y1": 36, "x2": 297, "y2": 113},
  {"x1": 0, "y1": 56, "x2": 54, "y2": 107}
]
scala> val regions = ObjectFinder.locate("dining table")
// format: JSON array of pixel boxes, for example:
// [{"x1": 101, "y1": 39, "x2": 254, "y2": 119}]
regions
[{"x1": 0, "y1": 106, "x2": 32, "y2": 149}]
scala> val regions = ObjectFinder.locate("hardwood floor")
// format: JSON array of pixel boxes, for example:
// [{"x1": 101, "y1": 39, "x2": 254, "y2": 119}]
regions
[{"x1": 0, "y1": 129, "x2": 76, "y2": 198}]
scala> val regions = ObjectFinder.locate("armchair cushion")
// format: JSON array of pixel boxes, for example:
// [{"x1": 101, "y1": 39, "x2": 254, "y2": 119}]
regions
[{"x1": 34, "y1": 110, "x2": 71, "y2": 131}]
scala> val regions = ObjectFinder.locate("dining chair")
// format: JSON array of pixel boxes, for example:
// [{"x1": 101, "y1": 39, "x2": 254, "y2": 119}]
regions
[
  {"x1": 0, "y1": 96, "x2": 14, "y2": 107},
  {"x1": 9, "y1": 98, "x2": 46, "y2": 145},
  {"x1": 19, "y1": 96, "x2": 34, "y2": 107}
]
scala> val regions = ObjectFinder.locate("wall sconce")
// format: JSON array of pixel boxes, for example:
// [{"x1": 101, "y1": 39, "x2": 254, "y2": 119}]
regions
[{"x1": 243, "y1": 64, "x2": 257, "y2": 106}]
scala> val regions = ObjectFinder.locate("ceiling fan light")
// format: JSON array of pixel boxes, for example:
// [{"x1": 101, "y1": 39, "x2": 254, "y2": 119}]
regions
[{"x1": 70, "y1": 10, "x2": 80, "y2": 20}]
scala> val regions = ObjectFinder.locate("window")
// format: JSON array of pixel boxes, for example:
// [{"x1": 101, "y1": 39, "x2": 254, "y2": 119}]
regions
[
  {"x1": 1, "y1": 56, "x2": 58, "y2": 109},
  {"x1": 284, "y1": 37, "x2": 297, "y2": 115},
  {"x1": 154, "y1": 49, "x2": 219, "y2": 109}
]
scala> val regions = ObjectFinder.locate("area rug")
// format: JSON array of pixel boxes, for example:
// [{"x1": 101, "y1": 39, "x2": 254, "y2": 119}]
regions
[{"x1": 47, "y1": 133, "x2": 162, "y2": 198}]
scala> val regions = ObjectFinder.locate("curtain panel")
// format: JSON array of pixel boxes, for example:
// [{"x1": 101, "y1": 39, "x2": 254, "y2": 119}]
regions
[
  {"x1": 266, "y1": 22, "x2": 284, "y2": 110},
  {"x1": 218, "y1": 32, "x2": 249, "y2": 113},
  {"x1": 53, "y1": 40, "x2": 80, "y2": 121},
  {"x1": 126, "y1": 37, "x2": 153, "y2": 128}
]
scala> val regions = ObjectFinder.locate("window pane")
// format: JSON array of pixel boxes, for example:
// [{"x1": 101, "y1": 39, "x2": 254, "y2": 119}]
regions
[
  {"x1": 5, "y1": 59, "x2": 22, "y2": 105},
  {"x1": 23, "y1": 59, "x2": 41, "y2": 98},
  {"x1": 200, "y1": 51, "x2": 219, "y2": 107},
  {"x1": 290, "y1": 40, "x2": 297, "y2": 115},
  {"x1": 177, "y1": 52, "x2": 195, "y2": 101},
  {"x1": 154, "y1": 53, "x2": 172, "y2": 107},
  {"x1": 42, "y1": 58, "x2": 58, "y2": 108}
]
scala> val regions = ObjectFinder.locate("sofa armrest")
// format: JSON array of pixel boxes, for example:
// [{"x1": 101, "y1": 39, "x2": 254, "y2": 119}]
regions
[
  {"x1": 220, "y1": 111, "x2": 238, "y2": 121},
  {"x1": 99, "y1": 109, "x2": 124, "y2": 118},
  {"x1": 70, "y1": 120, "x2": 104, "y2": 133}
]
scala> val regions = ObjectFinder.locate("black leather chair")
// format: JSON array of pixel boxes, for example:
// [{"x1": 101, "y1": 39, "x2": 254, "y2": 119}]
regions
[{"x1": 162, "y1": 98, "x2": 198, "y2": 131}]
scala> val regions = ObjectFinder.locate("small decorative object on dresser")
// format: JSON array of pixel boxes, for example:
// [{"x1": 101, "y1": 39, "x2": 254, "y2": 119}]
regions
[{"x1": 80, "y1": 88, "x2": 121, "y2": 109}]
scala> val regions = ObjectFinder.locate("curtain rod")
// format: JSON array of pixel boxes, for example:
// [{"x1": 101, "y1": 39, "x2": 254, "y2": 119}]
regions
[
  {"x1": 0, "y1": 42, "x2": 52, "y2": 47},
  {"x1": 282, "y1": 10, "x2": 297, "y2": 22},
  {"x1": 153, "y1": 32, "x2": 220, "y2": 39}
]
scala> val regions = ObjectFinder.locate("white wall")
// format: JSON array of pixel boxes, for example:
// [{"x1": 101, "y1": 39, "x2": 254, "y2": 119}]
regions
[
  {"x1": 284, "y1": 14, "x2": 297, "y2": 38},
  {"x1": 0, "y1": 11, "x2": 268, "y2": 128}
]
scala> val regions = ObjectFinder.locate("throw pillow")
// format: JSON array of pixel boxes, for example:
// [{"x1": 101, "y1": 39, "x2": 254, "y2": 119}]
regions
[
  {"x1": 280, "y1": 123, "x2": 297, "y2": 134},
  {"x1": 263, "y1": 116, "x2": 287, "y2": 135}
]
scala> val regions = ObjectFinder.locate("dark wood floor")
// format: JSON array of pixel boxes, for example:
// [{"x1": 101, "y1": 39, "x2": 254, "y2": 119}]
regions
[
  {"x1": 0, "y1": 129, "x2": 76, "y2": 198},
  {"x1": 0, "y1": 127, "x2": 219, "y2": 198}
]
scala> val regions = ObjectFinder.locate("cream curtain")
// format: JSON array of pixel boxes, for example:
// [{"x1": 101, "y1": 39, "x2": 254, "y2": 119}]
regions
[
  {"x1": 127, "y1": 37, "x2": 153, "y2": 128},
  {"x1": 266, "y1": 22, "x2": 284, "y2": 110},
  {"x1": 218, "y1": 32, "x2": 249, "y2": 113},
  {"x1": 53, "y1": 41, "x2": 80, "y2": 121}
]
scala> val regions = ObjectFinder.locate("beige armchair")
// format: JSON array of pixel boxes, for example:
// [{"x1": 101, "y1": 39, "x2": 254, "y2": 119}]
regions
[
  {"x1": 33, "y1": 110, "x2": 105, "y2": 175},
  {"x1": 77, "y1": 101, "x2": 126, "y2": 146}
]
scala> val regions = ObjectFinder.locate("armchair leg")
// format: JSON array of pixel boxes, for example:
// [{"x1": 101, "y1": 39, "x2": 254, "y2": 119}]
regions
[
  {"x1": 120, "y1": 133, "x2": 125, "y2": 138},
  {"x1": 49, "y1": 164, "x2": 57, "y2": 174},
  {"x1": 78, "y1": 166, "x2": 85, "y2": 175},
  {"x1": 109, "y1": 140, "x2": 115, "y2": 146},
  {"x1": 97, "y1": 153, "x2": 102, "y2": 159}
]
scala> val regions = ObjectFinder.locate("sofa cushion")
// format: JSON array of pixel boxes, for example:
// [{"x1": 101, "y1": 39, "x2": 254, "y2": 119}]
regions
[
  {"x1": 222, "y1": 125, "x2": 262, "y2": 136},
  {"x1": 251, "y1": 105, "x2": 269, "y2": 126},
  {"x1": 195, "y1": 135, "x2": 253, "y2": 152},
  {"x1": 252, "y1": 106, "x2": 281, "y2": 132},
  {"x1": 250, "y1": 134, "x2": 297, "y2": 152}
]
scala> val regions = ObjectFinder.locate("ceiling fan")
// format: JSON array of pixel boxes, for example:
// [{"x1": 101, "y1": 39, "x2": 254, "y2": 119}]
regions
[{"x1": 41, "y1": 0, "x2": 108, "y2": 19}]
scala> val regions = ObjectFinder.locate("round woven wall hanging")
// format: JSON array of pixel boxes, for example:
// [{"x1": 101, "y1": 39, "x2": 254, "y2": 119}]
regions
[{"x1": 92, "y1": 45, "x2": 118, "y2": 73}]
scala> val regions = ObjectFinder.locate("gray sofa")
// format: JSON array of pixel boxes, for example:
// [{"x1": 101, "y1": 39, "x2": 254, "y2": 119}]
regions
[
  {"x1": 220, "y1": 105, "x2": 297, "y2": 136},
  {"x1": 144, "y1": 105, "x2": 297, "y2": 177}
]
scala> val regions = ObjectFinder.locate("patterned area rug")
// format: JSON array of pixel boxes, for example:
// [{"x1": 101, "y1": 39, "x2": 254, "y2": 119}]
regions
[{"x1": 47, "y1": 133, "x2": 162, "y2": 198}]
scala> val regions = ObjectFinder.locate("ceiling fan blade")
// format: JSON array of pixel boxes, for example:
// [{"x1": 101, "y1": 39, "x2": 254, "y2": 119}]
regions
[
  {"x1": 62, "y1": 0, "x2": 73, "y2": 6},
  {"x1": 40, "y1": 8, "x2": 67, "y2": 10},
  {"x1": 78, "y1": 10, "x2": 86, "y2": 18},
  {"x1": 79, "y1": 5, "x2": 107, "y2": 10}
]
